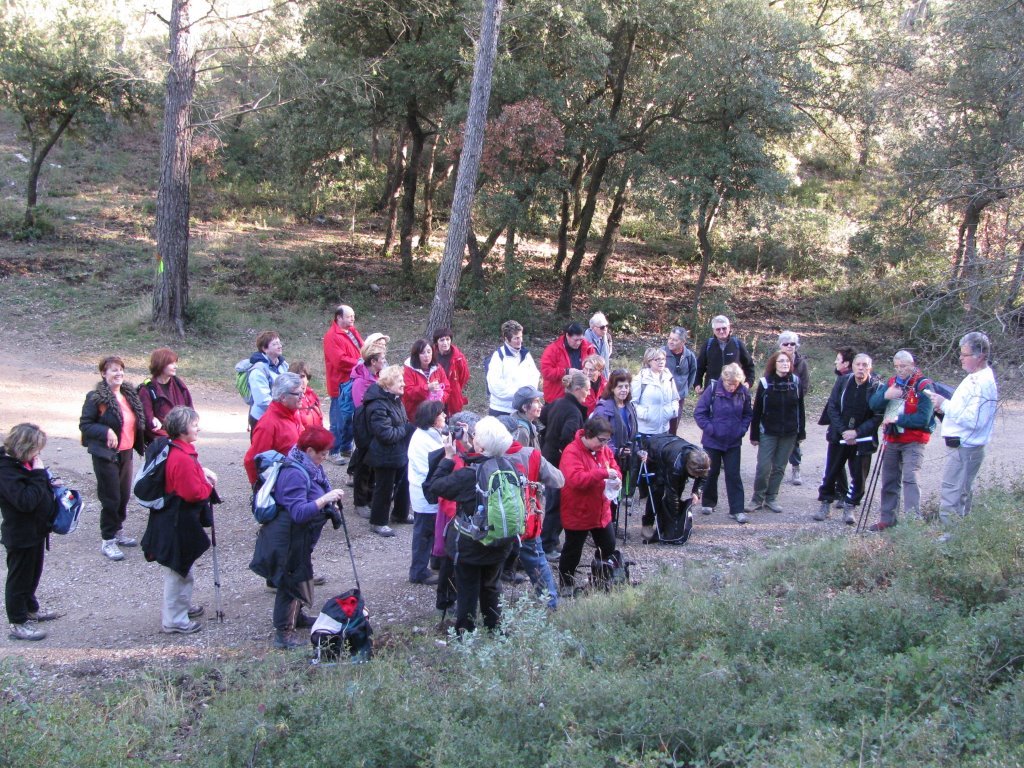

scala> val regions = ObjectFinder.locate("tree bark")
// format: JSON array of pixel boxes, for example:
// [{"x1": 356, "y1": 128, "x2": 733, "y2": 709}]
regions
[
  {"x1": 691, "y1": 191, "x2": 724, "y2": 314},
  {"x1": 590, "y1": 166, "x2": 631, "y2": 280},
  {"x1": 24, "y1": 113, "x2": 75, "y2": 228},
  {"x1": 462, "y1": 222, "x2": 503, "y2": 288},
  {"x1": 375, "y1": 129, "x2": 403, "y2": 212},
  {"x1": 152, "y1": 0, "x2": 196, "y2": 336},
  {"x1": 380, "y1": 128, "x2": 407, "y2": 256},
  {"x1": 399, "y1": 106, "x2": 427, "y2": 272},
  {"x1": 554, "y1": 152, "x2": 586, "y2": 273},
  {"x1": 1004, "y1": 240, "x2": 1024, "y2": 312},
  {"x1": 426, "y1": 0, "x2": 503, "y2": 338},
  {"x1": 418, "y1": 135, "x2": 438, "y2": 249}
]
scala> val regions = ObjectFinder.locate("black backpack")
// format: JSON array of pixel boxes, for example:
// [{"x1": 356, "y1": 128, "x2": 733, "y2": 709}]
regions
[
  {"x1": 310, "y1": 588, "x2": 373, "y2": 664},
  {"x1": 133, "y1": 438, "x2": 179, "y2": 511},
  {"x1": 352, "y1": 403, "x2": 372, "y2": 449}
]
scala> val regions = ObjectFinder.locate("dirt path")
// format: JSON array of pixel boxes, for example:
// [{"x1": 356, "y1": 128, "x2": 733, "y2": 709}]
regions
[{"x1": 2, "y1": 334, "x2": 1021, "y2": 672}]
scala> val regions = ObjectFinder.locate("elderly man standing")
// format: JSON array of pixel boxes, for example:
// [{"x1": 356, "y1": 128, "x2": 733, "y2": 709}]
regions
[
  {"x1": 323, "y1": 304, "x2": 364, "y2": 464},
  {"x1": 927, "y1": 332, "x2": 998, "y2": 533},
  {"x1": 664, "y1": 326, "x2": 697, "y2": 434},
  {"x1": 694, "y1": 315, "x2": 755, "y2": 394},
  {"x1": 584, "y1": 312, "x2": 612, "y2": 368},
  {"x1": 867, "y1": 350, "x2": 936, "y2": 531},
  {"x1": 486, "y1": 320, "x2": 541, "y2": 416},
  {"x1": 540, "y1": 322, "x2": 596, "y2": 404}
]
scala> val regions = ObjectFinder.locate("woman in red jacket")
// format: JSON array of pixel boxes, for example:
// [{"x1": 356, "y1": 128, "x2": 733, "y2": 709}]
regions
[
  {"x1": 141, "y1": 406, "x2": 218, "y2": 634},
  {"x1": 432, "y1": 327, "x2": 471, "y2": 414},
  {"x1": 402, "y1": 339, "x2": 450, "y2": 420},
  {"x1": 557, "y1": 416, "x2": 621, "y2": 588}
]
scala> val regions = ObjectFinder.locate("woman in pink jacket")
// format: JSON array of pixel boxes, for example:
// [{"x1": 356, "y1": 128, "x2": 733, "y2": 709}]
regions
[{"x1": 557, "y1": 416, "x2": 620, "y2": 588}]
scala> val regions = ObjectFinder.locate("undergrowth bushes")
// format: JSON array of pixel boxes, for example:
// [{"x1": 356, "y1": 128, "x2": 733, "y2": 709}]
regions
[{"x1": 3, "y1": 488, "x2": 1023, "y2": 766}]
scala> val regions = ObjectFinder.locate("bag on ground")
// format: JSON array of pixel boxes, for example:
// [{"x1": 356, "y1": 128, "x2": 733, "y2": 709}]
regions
[
  {"x1": 590, "y1": 549, "x2": 633, "y2": 590},
  {"x1": 455, "y1": 456, "x2": 527, "y2": 547},
  {"x1": 310, "y1": 588, "x2": 373, "y2": 663},
  {"x1": 133, "y1": 437, "x2": 175, "y2": 511}
]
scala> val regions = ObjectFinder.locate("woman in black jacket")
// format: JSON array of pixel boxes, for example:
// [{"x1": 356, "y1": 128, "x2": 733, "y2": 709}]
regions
[
  {"x1": 79, "y1": 355, "x2": 146, "y2": 561},
  {"x1": 0, "y1": 423, "x2": 62, "y2": 641},
  {"x1": 363, "y1": 365, "x2": 415, "y2": 537},
  {"x1": 539, "y1": 370, "x2": 590, "y2": 559},
  {"x1": 748, "y1": 350, "x2": 806, "y2": 516}
]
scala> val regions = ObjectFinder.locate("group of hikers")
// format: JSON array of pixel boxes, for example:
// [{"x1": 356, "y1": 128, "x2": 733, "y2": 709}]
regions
[{"x1": 0, "y1": 306, "x2": 999, "y2": 646}]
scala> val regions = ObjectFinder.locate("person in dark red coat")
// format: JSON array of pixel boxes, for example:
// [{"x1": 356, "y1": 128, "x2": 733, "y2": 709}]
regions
[
  {"x1": 139, "y1": 347, "x2": 194, "y2": 446},
  {"x1": 557, "y1": 416, "x2": 620, "y2": 588},
  {"x1": 322, "y1": 304, "x2": 364, "y2": 460},
  {"x1": 244, "y1": 373, "x2": 304, "y2": 485},
  {"x1": 141, "y1": 407, "x2": 217, "y2": 634},
  {"x1": 432, "y1": 327, "x2": 471, "y2": 414},
  {"x1": 540, "y1": 322, "x2": 597, "y2": 403},
  {"x1": 402, "y1": 339, "x2": 450, "y2": 421},
  {"x1": 290, "y1": 361, "x2": 325, "y2": 430}
]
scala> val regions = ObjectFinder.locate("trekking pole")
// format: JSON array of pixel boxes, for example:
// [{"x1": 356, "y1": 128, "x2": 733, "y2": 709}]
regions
[
  {"x1": 335, "y1": 503, "x2": 361, "y2": 592},
  {"x1": 209, "y1": 511, "x2": 225, "y2": 622},
  {"x1": 855, "y1": 440, "x2": 886, "y2": 534}
]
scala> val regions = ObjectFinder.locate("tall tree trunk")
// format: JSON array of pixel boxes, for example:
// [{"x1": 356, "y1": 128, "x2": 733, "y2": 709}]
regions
[
  {"x1": 418, "y1": 135, "x2": 438, "y2": 249},
  {"x1": 464, "y1": 221, "x2": 486, "y2": 291},
  {"x1": 380, "y1": 129, "x2": 407, "y2": 256},
  {"x1": 556, "y1": 22, "x2": 637, "y2": 314},
  {"x1": 152, "y1": 0, "x2": 196, "y2": 336},
  {"x1": 399, "y1": 107, "x2": 426, "y2": 273},
  {"x1": 426, "y1": 0, "x2": 503, "y2": 338},
  {"x1": 554, "y1": 152, "x2": 586, "y2": 273},
  {"x1": 590, "y1": 166, "x2": 631, "y2": 280},
  {"x1": 24, "y1": 113, "x2": 75, "y2": 228},
  {"x1": 503, "y1": 215, "x2": 518, "y2": 275},
  {"x1": 691, "y1": 192, "x2": 724, "y2": 314},
  {"x1": 961, "y1": 201, "x2": 985, "y2": 314},
  {"x1": 375, "y1": 129, "x2": 403, "y2": 212},
  {"x1": 1004, "y1": 240, "x2": 1024, "y2": 312}
]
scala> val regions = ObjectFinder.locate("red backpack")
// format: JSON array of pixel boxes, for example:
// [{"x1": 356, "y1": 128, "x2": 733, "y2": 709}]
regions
[{"x1": 521, "y1": 449, "x2": 544, "y2": 540}]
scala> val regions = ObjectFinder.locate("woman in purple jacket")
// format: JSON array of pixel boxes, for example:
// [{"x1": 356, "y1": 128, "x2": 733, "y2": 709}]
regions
[
  {"x1": 693, "y1": 363, "x2": 753, "y2": 524},
  {"x1": 249, "y1": 426, "x2": 344, "y2": 650}
]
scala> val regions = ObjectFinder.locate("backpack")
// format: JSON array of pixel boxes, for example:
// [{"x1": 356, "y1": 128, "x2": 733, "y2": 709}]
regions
[
  {"x1": 352, "y1": 403, "x2": 372, "y2": 449},
  {"x1": 46, "y1": 470, "x2": 82, "y2": 535},
  {"x1": 655, "y1": 495, "x2": 694, "y2": 545},
  {"x1": 310, "y1": 588, "x2": 373, "y2": 664},
  {"x1": 455, "y1": 456, "x2": 527, "y2": 547},
  {"x1": 521, "y1": 449, "x2": 544, "y2": 540},
  {"x1": 234, "y1": 358, "x2": 264, "y2": 405},
  {"x1": 251, "y1": 451, "x2": 311, "y2": 524},
  {"x1": 133, "y1": 438, "x2": 177, "y2": 511},
  {"x1": 590, "y1": 549, "x2": 633, "y2": 590}
]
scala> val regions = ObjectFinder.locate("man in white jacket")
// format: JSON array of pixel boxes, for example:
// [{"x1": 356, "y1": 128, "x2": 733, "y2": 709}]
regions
[
  {"x1": 485, "y1": 320, "x2": 541, "y2": 416},
  {"x1": 927, "y1": 332, "x2": 998, "y2": 530}
]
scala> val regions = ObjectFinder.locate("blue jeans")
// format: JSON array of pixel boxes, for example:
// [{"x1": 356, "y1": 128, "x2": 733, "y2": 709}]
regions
[
  {"x1": 518, "y1": 537, "x2": 558, "y2": 608},
  {"x1": 329, "y1": 382, "x2": 354, "y2": 454}
]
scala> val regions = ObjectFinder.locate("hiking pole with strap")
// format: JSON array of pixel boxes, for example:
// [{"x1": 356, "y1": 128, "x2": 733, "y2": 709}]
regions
[
  {"x1": 209, "y1": 510, "x2": 225, "y2": 622},
  {"x1": 855, "y1": 440, "x2": 887, "y2": 534},
  {"x1": 333, "y1": 502, "x2": 362, "y2": 592}
]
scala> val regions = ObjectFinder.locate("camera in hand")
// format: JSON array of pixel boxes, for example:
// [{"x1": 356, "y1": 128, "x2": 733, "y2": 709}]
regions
[
  {"x1": 441, "y1": 424, "x2": 465, "y2": 441},
  {"x1": 325, "y1": 502, "x2": 343, "y2": 530}
]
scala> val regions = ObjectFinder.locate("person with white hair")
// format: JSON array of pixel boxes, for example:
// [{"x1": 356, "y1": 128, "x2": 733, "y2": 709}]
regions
[
  {"x1": 867, "y1": 350, "x2": 936, "y2": 531},
  {"x1": 927, "y1": 332, "x2": 998, "y2": 533},
  {"x1": 584, "y1": 312, "x2": 612, "y2": 368},
  {"x1": 777, "y1": 331, "x2": 811, "y2": 485},
  {"x1": 428, "y1": 416, "x2": 519, "y2": 633},
  {"x1": 694, "y1": 315, "x2": 755, "y2": 394}
]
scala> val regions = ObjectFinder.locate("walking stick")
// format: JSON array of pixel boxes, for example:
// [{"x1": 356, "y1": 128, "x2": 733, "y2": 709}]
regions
[
  {"x1": 855, "y1": 440, "x2": 887, "y2": 534},
  {"x1": 334, "y1": 503, "x2": 361, "y2": 592},
  {"x1": 209, "y1": 511, "x2": 225, "y2": 622}
]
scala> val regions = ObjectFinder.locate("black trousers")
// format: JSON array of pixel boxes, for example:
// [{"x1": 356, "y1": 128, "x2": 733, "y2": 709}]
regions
[
  {"x1": 559, "y1": 522, "x2": 616, "y2": 587},
  {"x1": 93, "y1": 449, "x2": 134, "y2": 540},
  {"x1": 540, "y1": 486, "x2": 562, "y2": 554},
  {"x1": 4, "y1": 543, "x2": 44, "y2": 624},
  {"x1": 702, "y1": 445, "x2": 745, "y2": 516},
  {"x1": 349, "y1": 446, "x2": 374, "y2": 507},
  {"x1": 369, "y1": 466, "x2": 410, "y2": 526},
  {"x1": 454, "y1": 559, "x2": 504, "y2": 633},
  {"x1": 818, "y1": 443, "x2": 865, "y2": 504}
]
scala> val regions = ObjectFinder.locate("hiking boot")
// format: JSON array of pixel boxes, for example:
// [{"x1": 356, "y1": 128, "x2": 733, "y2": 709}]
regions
[
  {"x1": 327, "y1": 453, "x2": 348, "y2": 466},
  {"x1": 9, "y1": 622, "x2": 46, "y2": 641},
  {"x1": 101, "y1": 539, "x2": 125, "y2": 561},
  {"x1": 26, "y1": 609, "x2": 63, "y2": 622},
  {"x1": 701, "y1": 506, "x2": 715, "y2": 516},
  {"x1": 274, "y1": 629, "x2": 304, "y2": 649},
  {"x1": 813, "y1": 502, "x2": 830, "y2": 522},
  {"x1": 835, "y1": 500, "x2": 847, "y2": 510},
  {"x1": 790, "y1": 467, "x2": 803, "y2": 486},
  {"x1": 114, "y1": 530, "x2": 138, "y2": 547},
  {"x1": 744, "y1": 502, "x2": 763, "y2": 514},
  {"x1": 842, "y1": 504, "x2": 856, "y2": 525},
  {"x1": 734, "y1": 511, "x2": 749, "y2": 524},
  {"x1": 765, "y1": 501, "x2": 785, "y2": 514},
  {"x1": 187, "y1": 605, "x2": 204, "y2": 619},
  {"x1": 544, "y1": 549, "x2": 561, "y2": 563},
  {"x1": 371, "y1": 524, "x2": 396, "y2": 538},
  {"x1": 869, "y1": 520, "x2": 896, "y2": 532},
  {"x1": 392, "y1": 513, "x2": 415, "y2": 524},
  {"x1": 312, "y1": 574, "x2": 327, "y2": 586},
  {"x1": 162, "y1": 621, "x2": 202, "y2": 635},
  {"x1": 354, "y1": 506, "x2": 371, "y2": 519},
  {"x1": 295, "y1": 612, "x2": 316, "y2": 628},
  {"x1": 641, "y1": 525, "x2": 655, "y2": 541},
  {"x1": 411, "y1": 574, "x2": 440, "y2": 586}
]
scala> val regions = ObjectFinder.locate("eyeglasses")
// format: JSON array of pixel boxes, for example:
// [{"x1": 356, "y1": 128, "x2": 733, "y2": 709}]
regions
[
  {"x1": 597, "y1": 325, "x2": 608, "y2": 329},
  {"x1": 597, "y1": 436, "x2": 612, "y2": 444},
  {"x1": 781, "y1": 342, "x2": 797, "y2": 347},
  {"x1": 286, "y1": 390, "x2": 302, "y2": 397}
]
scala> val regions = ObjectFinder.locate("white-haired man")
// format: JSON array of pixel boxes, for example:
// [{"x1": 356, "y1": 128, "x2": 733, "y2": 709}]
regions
[
  {"x1": 584, "y1": 312, "x2": 612, "y2": 368},
  {"x1": 694, "y1": 315, "x2": 755, "y2": 394}
]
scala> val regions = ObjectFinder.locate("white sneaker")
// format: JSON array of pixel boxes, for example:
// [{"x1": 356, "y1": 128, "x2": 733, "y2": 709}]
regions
[
  {"x1": 101, "y1": 539, "x2": 125, "y2": 561},
  {"x1": 790, "y1": 467, "x2": 803, "y2": 486}
]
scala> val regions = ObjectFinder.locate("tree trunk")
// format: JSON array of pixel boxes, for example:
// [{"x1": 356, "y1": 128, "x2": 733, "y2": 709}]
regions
[
  {"x1": 1004, "y1": 240, "x2": 1024, "y2": 312},
  {"x1": 462, "y1": 222, "x2": 503, "y2": 287},
  {"x1": 590, "y1": 166, "x2": 631, "y2": 280},
  {"x1": 380, "y1": 129, "x2": 407, "y2": 256},
  {"x1": 691, "y1": 192, "x2": 724, "y2": 314},
  {"x1": 152, "y1": 0, "x2": 196, "y2": 336},
  {"x1": 418, "y1": 135, "x2": 438, "y2": 249},
  {"x1": 503, "y1": 216, "x2": 517, "y2": 275},
  {"x1": 426, "y1": 0, "x2": 503, "y2": 338},
  {"x1": 24, "y1": 113, "x2": 75, "y2": 228},
  {"x1": 961, "y1": 201, "x2": 985, "y2": 314},
  {"x1": 375, "y1": 129, "x2": 403, "y2": 212},
  {"x1": 399, "y1": 107, "x2": 426, "y2": 273},
  {"x1": 554, "y1": 152, "x2": 586, "y2": 273}
]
